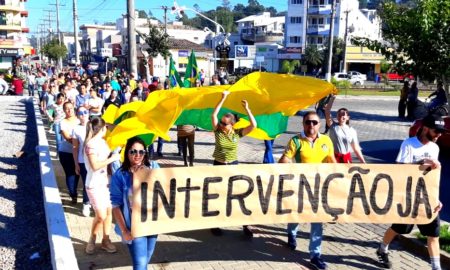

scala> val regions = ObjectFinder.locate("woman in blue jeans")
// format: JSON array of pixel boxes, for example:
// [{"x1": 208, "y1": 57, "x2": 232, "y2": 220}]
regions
[
  {"x1": 110, "y1": 137, "x2": 159, "y2": 270},
  {"x1": 59, "y1": 101, "x2": 80, "y2": 203}
]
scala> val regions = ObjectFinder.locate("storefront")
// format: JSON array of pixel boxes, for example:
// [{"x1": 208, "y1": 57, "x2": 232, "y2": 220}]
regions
[{"x1": 0, "y1": 47, "x2": 23, "y2": 70}]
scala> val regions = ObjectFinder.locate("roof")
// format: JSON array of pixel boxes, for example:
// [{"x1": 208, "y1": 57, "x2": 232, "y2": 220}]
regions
[{"x1": 167, "y1": 38, "x2": 211, "y2": 52}]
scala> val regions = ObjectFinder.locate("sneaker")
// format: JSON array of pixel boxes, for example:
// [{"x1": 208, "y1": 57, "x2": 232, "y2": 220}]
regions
[
  {"x1": 82, "y1": 204, "x2": 91, "y2": 217},
  {"x1": 101, "y1": 238, "x2": 117, "y2": 253},
  {"x1": 243, "y1": 226, "x2": 254, "y2": 239},
  {"x1": 310, "y1": 256, "x2": 328, "y2": 270},
  {"x1": 210, "y1": 228, "x2": 223, "y2": 236},
  {"x1": 376, "y1": 248, "x2": 392, "y2": 268},
  {"x1": 85, "y1": 237, "x2": 96, "y2": 255},
  {"x1": 287, "y1": 233, "x2": 297, "y2": 250}
]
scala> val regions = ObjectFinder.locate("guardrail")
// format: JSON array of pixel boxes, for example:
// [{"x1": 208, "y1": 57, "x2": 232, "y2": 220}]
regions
[{"x1": 33, "y1": 97, "x2": 79, "y2": 270}]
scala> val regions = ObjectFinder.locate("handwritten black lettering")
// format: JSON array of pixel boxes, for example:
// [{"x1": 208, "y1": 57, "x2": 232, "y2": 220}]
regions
[
  {"x1": 256, "y1": 175, "x2": 274, "y2": 214},
  {"x1": 202, "y1": 177, "x2": 222, "y2": 217},
  {"x1": 152, "y1": 179, "x2": 176, "y2": 221},
  {"x1": 177, "y1": 178, "x2": 201, "y2": 218},
  {"x1": 370, "y1": 174, "x2": 393, "y2": 215},
  {"x1": 276, "y1": 174, "x2": 294, "y2": 215}
]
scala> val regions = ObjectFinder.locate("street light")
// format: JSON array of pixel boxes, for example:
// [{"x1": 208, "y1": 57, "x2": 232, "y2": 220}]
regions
[{"x1": 171, "y1": 1, "x2": 229, "y2": 73}]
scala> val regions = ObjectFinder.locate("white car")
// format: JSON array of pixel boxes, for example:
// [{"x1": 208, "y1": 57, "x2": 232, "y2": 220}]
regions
[
  {"x1": 348, "y1": 71, "x2": 367, "y2": 81},
  {"x1": 333, "y1": 72, "x2": 365, "y2": 86}
]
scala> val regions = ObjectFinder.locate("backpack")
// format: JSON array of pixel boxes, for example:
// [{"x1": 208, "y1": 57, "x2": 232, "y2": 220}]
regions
[{"x1": 292, "y1": 135, "x2": 302, "y2": 163}]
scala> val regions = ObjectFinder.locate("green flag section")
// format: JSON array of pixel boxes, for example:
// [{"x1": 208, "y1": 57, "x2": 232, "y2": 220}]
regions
[
  {"x1": 102, "y1": 72, "x2": 337, "y2": 150},
  {"x1": 169, "y1": 57, "x2": 183, "y2": 88},
  {"x1": 183, "y1": 50, "x2": 199, "y2": 88}
]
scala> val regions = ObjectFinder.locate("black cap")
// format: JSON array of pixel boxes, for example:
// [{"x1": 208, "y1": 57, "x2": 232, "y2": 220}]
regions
[{"x1": 423, "y1": 114, "x2": 448, "y2": 132}]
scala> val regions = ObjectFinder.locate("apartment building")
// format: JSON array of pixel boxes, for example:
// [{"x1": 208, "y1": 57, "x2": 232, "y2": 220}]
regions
[{"x1": 0, "y1": 0, "x2": 30, "y2": 69}]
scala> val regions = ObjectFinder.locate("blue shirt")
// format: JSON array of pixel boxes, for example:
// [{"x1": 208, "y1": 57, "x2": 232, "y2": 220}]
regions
[
  {"x1": 109, "y1": 161, "x2": 160, "y2": 238},
  {"x1": 75, "y1": 94, "x2": 90, "y2": 108}
]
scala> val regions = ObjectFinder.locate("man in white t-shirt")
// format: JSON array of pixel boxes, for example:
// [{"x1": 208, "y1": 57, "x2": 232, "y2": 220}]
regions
[
  {"x1": 376, "y1": 114, "x2": 447, "y2": 270},
  {"x1": 67, "y1": 79, "x2": 80, "y2": 104}
]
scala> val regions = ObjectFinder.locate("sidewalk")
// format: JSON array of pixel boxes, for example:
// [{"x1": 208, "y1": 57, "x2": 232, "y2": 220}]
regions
[{"x1": 45, "y1": 120, "x2": 438, "y2": 270}]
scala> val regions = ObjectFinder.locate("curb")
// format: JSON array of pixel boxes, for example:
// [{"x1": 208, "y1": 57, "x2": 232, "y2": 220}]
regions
[
  {"x1": 397, "y1": 226, "x2": 450, "y2": 267},
  {"x1": 32, "y1": 96, "x2": 79, "y2": 270}
]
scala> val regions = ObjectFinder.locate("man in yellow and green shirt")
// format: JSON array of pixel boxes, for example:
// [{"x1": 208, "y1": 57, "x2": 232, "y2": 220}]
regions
[{"x1": 279, "y1": 111, "x2": 336, "y2": 270}]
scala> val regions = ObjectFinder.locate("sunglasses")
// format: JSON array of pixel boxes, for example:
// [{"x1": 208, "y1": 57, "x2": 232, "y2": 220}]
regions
[
  {"x1": 77, "y1": 110, "x2": 89, "y2": 116},
  {"x1": 304, "y1": 120, "x2": 319, "y2": 126},
  {"x1": 129, "y1": 149, "x2": 146, "y2": 156},
  {"x1": 219, "y1": 121, "x2": 228, "y2": 126}
]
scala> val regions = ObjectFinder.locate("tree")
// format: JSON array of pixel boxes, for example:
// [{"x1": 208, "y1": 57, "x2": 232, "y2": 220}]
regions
[
  {"x1": 265, "y1": 6, "x2": 278, "y2": 16},
  {"x1": 322, "y1": 37, "x2": 345, "y2": 73},
  {"x1": 138, "y1": 24, "x2": 171, "y2": 59},
  {"x1": 279, "y1": 60, "x2": 300, "y2": 74},
  {"x1": 352, "y1": 0, "x2": 450, "y2": 91},
  {"x1": 138, "y1": 10, "x2": 148, "y2": 19},
  {"x1": 222, "y1": 0, "x2": 231, "y2": 9},
  {"x1": 42, "y1": 38, "x2": 67, "y2": 62},
  {"x1": 304, "y1": 45, "x2": 324, "y2": 68}
]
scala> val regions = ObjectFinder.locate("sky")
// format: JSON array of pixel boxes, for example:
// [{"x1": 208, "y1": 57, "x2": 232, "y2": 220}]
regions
[{"x1": 26, "y1": 0, "x2": 288, "y2": 36}]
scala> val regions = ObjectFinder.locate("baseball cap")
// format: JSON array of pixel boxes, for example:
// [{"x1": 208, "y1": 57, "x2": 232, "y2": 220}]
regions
[{"x1": 423, "y1": 114, "x2": 448, "y2": 132}]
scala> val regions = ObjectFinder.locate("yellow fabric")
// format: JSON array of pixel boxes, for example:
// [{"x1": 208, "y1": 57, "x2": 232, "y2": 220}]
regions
[
  {"x1": 103, "y1": 72, "x2": 337, "y2": 150},
  {"x1": 284, "y1": 133, "x2": 335, "y2": 163}
]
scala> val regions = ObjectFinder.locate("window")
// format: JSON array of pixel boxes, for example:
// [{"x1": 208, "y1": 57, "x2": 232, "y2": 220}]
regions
[
  {"x1": 194, "y1": 37, "x2": 199, "y2": 40},
  {"x1": 318, "y1": 18, "x2": 324, "y2": 25},
  {"x1": 289, "y1": 36, "x2": 302, "y2": 44},
  {"x1": 179, "y1": 63, "x2": 187, "y2": 68},
  {"x1": 317, "y1": 37, "x2": 323, "y2": 44},
  {"x1": 319, "y1": 0, "x2": 325, "y2": 5},
  {"x1": 311, "y1": 18, "x2": 317, "y2": 25},
  {"x1": 290, "y1": 17, "x2": 302, "y2": 24},
  {"x1": 291, "y1": 0, "x2": 303, "y2": 3}
]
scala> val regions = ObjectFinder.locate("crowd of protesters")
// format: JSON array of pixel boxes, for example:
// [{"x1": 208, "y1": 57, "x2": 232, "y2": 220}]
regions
[{"x1": 14, "y1": 62, "x2": 445, "y2": 270}]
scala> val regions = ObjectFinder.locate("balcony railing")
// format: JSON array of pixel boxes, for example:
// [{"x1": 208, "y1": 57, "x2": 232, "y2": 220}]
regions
[{"x1": 308, "y1": 5, "x2": 331, "y2": 14}]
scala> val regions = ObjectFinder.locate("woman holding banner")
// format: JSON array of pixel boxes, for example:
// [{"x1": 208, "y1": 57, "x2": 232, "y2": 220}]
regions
[
  {"x1": 210, "y1": 90, "x2": 257, "y2": 237},
  {"x1": 324, "y1": 95, "x2": 366, "y2": 164},
  {"x1": 110, "y1": 137, "x2": 160, "y2": 270},
  {"x1": 84, "y1": 117, "x2": 121, "y2": 255}
]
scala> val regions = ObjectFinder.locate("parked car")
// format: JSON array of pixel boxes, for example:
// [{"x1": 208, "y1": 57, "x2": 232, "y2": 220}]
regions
[
  {"x1": 409, "y1": 116, "x2": 450, "y2": 150},
  {"x1": 234, "y1": 67, "x2": 251, "y2": 76},
  {"x1": 333, "y1": 72, "x2": 365, "y2": 86},
  {"x1": 348, "y1": 71, "x2": 367, "y2": 81},
  {"x1": 380, "y1": 72, "x2": 414, "y2": 82}
]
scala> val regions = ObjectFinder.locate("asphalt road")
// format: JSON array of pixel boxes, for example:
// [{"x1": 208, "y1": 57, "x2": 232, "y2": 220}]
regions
[{"x1": 257, "y1": 96, "x2": 450, "y2": 222}]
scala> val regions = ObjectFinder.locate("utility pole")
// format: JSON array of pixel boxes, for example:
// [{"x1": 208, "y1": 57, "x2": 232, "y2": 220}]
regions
[
  {"x1": 73, "y1": 0, "x2": 79, "y2": 64},
  {"x1": 127, "y1": 0, "x2": 137, "y2": 74},
  {"x1": 50, "y1": 0, "x2": 63, "y2": 69},
  {"x1": 341, "y1": 9, "x2": 350, "y2": 73},
  {"x1": 162, "y1": 6, "x2": 168, "y2": 34},
  {"x1": 43, "y1": 10, "x2": 55, "y2": 41},
  {"x1": 325, "y1": 0, "x2": 336, "y2": 82}
]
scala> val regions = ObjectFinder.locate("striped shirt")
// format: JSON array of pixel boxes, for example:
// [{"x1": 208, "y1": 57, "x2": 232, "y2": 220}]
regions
[{"x1": 212, "y1": 127, "x2": 243, "y2": 162}]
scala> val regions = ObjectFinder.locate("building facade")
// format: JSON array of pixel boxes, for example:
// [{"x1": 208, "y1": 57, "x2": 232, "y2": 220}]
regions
[
  {"x1": 0, "y1": 0, "x2": 30, "y2": 70},
  {"x1": 285, "y1": 0, "x2": 382, "y2": 67}
]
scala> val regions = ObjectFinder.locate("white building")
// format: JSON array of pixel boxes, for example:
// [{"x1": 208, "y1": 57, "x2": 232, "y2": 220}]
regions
[
  {"x1": 285, "y1": 0, "x2": 381, "y2": 50},
  {"x1": 0, "y1": 0, "x2": 31, "y2": 69},
  {"x1": 236, "y1": 12, "x2": 285, "y2": 44},
  {"x1": 79, "y1": 24, "x2": 119, "y2": 62},
  {"x1": 116, "y1": 13, "x2": 210, "y2": 54}
]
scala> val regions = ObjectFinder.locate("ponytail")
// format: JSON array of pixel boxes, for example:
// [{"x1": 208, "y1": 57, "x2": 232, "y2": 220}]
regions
[{"x1": 84, "y1": 116, "x2": 106, "y2": 147}]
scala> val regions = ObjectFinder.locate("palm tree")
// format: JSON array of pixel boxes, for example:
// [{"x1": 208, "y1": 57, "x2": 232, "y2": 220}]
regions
[
  {"x1": 304, "y1": 45, "x2": 324, "y2": 68},
  {"x1": 279, "y1": 60, "x2": 300, "y2": 74}
]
